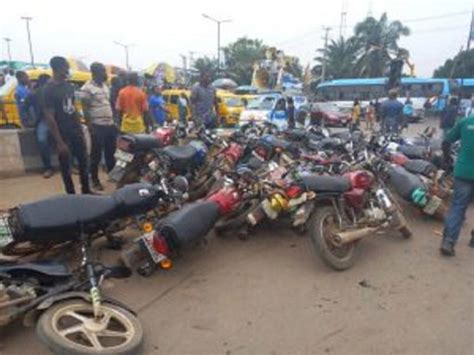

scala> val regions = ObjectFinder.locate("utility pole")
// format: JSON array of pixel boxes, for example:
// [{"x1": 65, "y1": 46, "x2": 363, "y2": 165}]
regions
[
  {"x1": 180, "y1": 54, "x2": 188, "y2": 84},
  {"x1": 202, "y1": 14, "x2": 232, "y2": 73},
  {"x1": 3, "y1": 38, "x2": 12, "y2": 66},
  {"x1": 114, "y1": 41, "x2": 134, "y2": 71},
  {"x1": 321, "y1": 26, "x2": 331, "y2": 83},
  {"x1": 467, "y1": 9, "x2": 473, "y2": 50},
  {"x1": 20, "y1": 16, "x2": 35, "y2": 67},
  {"x1": 339, "y1": 0, "x2": 348, "y2": 38}
]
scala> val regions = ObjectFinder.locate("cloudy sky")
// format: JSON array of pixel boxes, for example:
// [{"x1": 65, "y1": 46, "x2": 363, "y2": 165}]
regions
[{"x1": 1, "y1": 0, "x2": 472, "y2": 77}]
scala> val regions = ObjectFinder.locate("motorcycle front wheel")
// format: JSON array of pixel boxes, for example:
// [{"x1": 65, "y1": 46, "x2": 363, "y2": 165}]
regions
[
  {"x1": 37, "y1": 300, "x2": 143, "y2": 355},
  {"x1": 308, "y1": 206, "x2": 356, "y2": 271}
]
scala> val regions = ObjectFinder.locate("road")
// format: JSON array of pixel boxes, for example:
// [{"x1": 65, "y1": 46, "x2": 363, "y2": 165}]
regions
[{"x1": 0, "y1": 123, "x2": 473, "y2": 355}]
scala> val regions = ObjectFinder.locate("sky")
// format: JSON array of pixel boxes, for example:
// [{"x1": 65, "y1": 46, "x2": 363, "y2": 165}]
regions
[{"x1": 1, "y1": 0, "x2": 473, "y2": 78}]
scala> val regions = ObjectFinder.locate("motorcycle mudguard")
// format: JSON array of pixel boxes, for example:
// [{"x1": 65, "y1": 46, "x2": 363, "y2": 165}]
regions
[
  {"x1": 35, "y1": 291, "x2": 137, "y2": 315},
  {"x1": 158, "y1": 201, "x2": 220, "y2": 249}
]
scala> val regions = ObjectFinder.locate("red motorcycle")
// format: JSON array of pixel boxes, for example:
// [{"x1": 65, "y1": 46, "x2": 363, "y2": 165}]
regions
[{"x1": 120, "y1": 169, "x2": 257, "y2": 276}]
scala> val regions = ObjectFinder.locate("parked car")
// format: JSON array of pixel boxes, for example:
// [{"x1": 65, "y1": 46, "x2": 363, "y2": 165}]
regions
[{"x1": 310, "y1": 102, "x2": 351, "y2": 127}]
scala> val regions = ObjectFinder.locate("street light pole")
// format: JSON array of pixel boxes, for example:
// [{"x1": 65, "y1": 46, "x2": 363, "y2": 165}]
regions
[
  {"x1": 114, "y1": 41, "x2": 134, "y2": 71},
  {"x1": 3, "y1": 38, "x2": 12, "y2": 66},
  {"x1": 21, "y1": 17, "x2": 35, "y2": 67},
  {"x1": 321, "y1": 26, "x2": 332, "y2": 83},
  {"x1": 202, "y1": 14, "x2": 232, "y2": 73}
]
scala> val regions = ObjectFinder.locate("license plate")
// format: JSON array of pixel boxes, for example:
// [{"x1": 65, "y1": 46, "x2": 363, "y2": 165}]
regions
[
  {"x1": 114, "y1": 150, "x2": 134, "y2": 163},
  {"x1": 138, "y1": 232, "x2": 166, "y2": 264},
  {"x1": 0, "y1": 219, "x2": 13, "y2": 248},
  {"x1": 423, "y1": 196, "x2": 442, "y2": 215}
]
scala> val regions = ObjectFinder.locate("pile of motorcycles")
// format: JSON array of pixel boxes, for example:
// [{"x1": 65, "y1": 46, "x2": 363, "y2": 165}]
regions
[{"x1": 0, "y1": 121, "x2": 454, "y2": 354}]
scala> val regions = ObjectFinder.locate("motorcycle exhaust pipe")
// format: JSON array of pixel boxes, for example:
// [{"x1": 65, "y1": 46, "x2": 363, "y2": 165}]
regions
[{"x1": 332, "y1": 227, "x2": 379, "y2": 247}]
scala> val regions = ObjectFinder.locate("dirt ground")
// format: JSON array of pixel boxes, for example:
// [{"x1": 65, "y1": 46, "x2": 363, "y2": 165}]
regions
[{"x1": 0, "y1": 123, "x2": 473, "y2": 355}]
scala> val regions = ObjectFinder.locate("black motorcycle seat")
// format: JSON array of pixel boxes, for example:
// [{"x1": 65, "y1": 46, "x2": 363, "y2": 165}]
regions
[
  {"x1": 14, "y1": 183, "x2": 160, "y2": 243},
  {"x1": 162, "y1": 144, "x2": 196, "y2": 162},
  {"x1": 403, "y1": 159, "x2": 436, "y2": 177},
  {"x1": 0, "y1": 261, "x2": 71, "y2": 277},
  {"x1": 284, "y1": 129, "x2": 307, "y2": 141},
  {"x1": 387, "y1": 165, "x2": 425, "y2": 201},
  {"x1": 122, "y1": 134, "x2": 163, "y2": 151},
  {"x1": 397, "y1": 145, "x2": 427, "y2": 159},
  {"x1": 300, "y1": 174, "x2": 351, "y2": 193},
  {"x1": 158, "y1": 201, "x2": 219, "y2": 249}
]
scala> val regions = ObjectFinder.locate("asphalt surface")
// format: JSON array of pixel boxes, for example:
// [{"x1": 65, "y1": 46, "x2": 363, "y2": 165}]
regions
[{"x1": 0, "y1": 122, "x2": 473, "y2": 355}]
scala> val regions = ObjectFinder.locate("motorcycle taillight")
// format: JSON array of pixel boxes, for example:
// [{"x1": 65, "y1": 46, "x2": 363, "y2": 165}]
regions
[
  {"x1": 153, "y1": 233, "x2": 169, "y2": 255},
  {"x1": 286, "y1": 185, "x2": 302, "y2": 199}
]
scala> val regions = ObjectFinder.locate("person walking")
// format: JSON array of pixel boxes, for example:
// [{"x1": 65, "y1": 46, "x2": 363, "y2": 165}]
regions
[
  {"x1": 115, "y1": 72, "x2": 151, "y2": 134},
  {"x1": 148, "y1": 86, "x2": 169, "y2": 127},
  {"x1": 380, "y1": 89, "x2": 404, "y2": 134},
  {"x1": 190, "y1": 72, "x2": 218, "y2": 129},
  {"x1": 31, "y1": 73, "x2": 54, "y2": 178},
  {"x1": 440, "y1": 112, "x2": 474, "y2": 256},
  {"x1": 440, "y1": 97, "x2": 459, "y2": 139},
  {"x1": 366, "y1": 101, "x2": 376, "y2": 131},
  {"x1": 110, "y1": 71, "x2": 127, "y2": 125},
  {"x1": 43, "y1": 56, "x2": 91, "y2": 194},
  {"x1": 15, "y1": 71, "x2": 33, "y2": 127},
  {"x1": 351, "y1": 98, "x2": 361, "y2": 131},
  {"x1": 80, "y1": 62, "x2": 117, "y2": 191}
]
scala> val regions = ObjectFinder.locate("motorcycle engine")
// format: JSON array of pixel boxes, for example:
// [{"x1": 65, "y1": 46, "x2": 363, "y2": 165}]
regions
[{"x1": 363, "y1": 206, "x2": 386, "y2": 222}]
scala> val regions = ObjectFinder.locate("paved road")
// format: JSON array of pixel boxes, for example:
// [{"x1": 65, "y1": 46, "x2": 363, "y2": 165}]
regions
[{"x1": 0, "y1": 122, "x2": 473, "y2": 355}]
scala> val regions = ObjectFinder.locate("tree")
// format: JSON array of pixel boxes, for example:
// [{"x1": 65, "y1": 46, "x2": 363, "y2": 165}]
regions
[
  {"x1": 285, "y1": 56, "x2": 303, "y2": 79},
  {"x1": 192, "y1": 56, "x2": 218, "y2": 80},
  {"x1": 353, "y1": 13, "x2": 410, "y2": 77},
  {"x1": 433, "y1": 49, "x2": 474, "y2": 78},
  {"x1": 223, "y1": 37, "x2": 267, "y2": 85},
  {"x1": 312, "y1": 36, "x2": 361, "y2": 80}
]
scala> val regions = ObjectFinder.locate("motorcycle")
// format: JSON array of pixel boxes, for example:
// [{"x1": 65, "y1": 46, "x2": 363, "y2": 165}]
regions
[
  {"x1": 121, "y1": 169, "x2": 260, "y2": 276},
  {"x1": 0, "y1": 221, "x2": 143, "y2": 354},
  {"x1": 0, "y1": 183, "x2": 177, "y2": 257},
  {"x1": 109, "y1": 127, "x2": 176, "y2": 187}
]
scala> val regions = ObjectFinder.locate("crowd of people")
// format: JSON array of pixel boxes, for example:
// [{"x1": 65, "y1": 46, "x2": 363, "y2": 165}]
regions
[{"x1": 13, "y1": 56, "x2": 219, "y2": 194}]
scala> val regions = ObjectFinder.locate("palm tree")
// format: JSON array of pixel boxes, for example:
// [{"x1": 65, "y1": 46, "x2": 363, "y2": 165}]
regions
[
  {"x1": 313, "y1": 36, "x2": 361, "y2": 80},
  {"x1": 354, "y1": 13, "x2": 410, "y2": 77}
]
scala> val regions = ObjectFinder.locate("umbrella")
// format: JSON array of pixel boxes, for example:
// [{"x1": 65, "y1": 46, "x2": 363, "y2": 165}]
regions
[{"x1": 212, "y1": 78, "x2": 238, "y2": 90}]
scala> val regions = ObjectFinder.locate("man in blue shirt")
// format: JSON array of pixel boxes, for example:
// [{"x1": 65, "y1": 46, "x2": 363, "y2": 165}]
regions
[
  {"x1": 15, "y1": 71, "x2": 32, "y2": 127},
  {"x1": 148, "y1": 86, "x2": 168, "y2": 126},
  {"x1": 380, "y1": 89, "x2": 404, "y2": 134}
]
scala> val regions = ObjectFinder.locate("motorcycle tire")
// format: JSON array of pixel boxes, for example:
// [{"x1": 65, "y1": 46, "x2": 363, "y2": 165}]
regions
[
  {"x1": 37, "y1": 300, "x2": 143, "y2": 355},
  {"x1": 214, "y1": 200, "x2": 260, "y2": 237},
  {"x1": 308, "y1": 206, "x2": 356, "y2": 271},
  {"x1": 391, "y1": 210, "x2": 412, "y2": 239}
]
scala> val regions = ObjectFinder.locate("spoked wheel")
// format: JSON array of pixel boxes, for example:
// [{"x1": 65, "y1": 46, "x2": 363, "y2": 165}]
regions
[
  {"x1": 309, "y1": 206, "x2": 356, "y2": 271},
  {"x1": 37, "y1": 300, "x2": 143, "y2": 355}
]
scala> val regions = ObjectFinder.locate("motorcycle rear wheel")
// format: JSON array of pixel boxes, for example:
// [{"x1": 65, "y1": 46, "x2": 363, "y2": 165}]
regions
[
  {"x1": 37, "y1": 300, "x2": 143, "y2": 355},
  {"x1": 309, "y1": 206, "x2": 356, "y2": 271}
]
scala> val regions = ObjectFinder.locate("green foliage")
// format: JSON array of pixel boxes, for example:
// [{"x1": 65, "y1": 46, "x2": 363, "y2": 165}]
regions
[
  {"x1": 192, "y1": 56, "x2": 218, "y2": 80},
  {"x1": 433, "y1": 49, "x2": 474, "y2": 78},
  {"x1": 223, "y1": 37, "x2": 267, "y2": 85},
  {"x1": 313, "y1": 13, "x2": 410, "y2": 80}
]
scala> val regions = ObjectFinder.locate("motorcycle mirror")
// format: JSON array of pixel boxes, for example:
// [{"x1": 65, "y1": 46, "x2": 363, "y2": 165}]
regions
[{"x1": 106, "y1": 265, "x2": 132, "y2": 279}]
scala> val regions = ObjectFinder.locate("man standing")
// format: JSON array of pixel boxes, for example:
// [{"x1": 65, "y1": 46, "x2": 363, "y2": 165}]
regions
[
  {"x1": 115, "y1": 72, "x2": 150, "y2": 134},
  {"x1": 81, "y1": 62, "x2": 117, "y2": 191},
  {"x1": 15, "y1": 71, "x2": 32, "y2": 127},
  {"x1": 31, "y1": 74, "x2": 54, "y2": 178},
  {"x1": 440, "y1": 112, "x2": 474, "y2": 256},
  {"x1": 148, "y1": 86, "x2": 168, "y2": 126},
  {"x1": 380, "y1": 89, "x2": 404, "y2": 134},
  {"x1": 190, "y1": 72, "x2": 218, "y2": 129},
  {"x1": 43, "y1": 56, "x2": 91, "y2": 194},
  {"x1": 440, "y1": 97, "x2": 459, "y2": 139}
]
